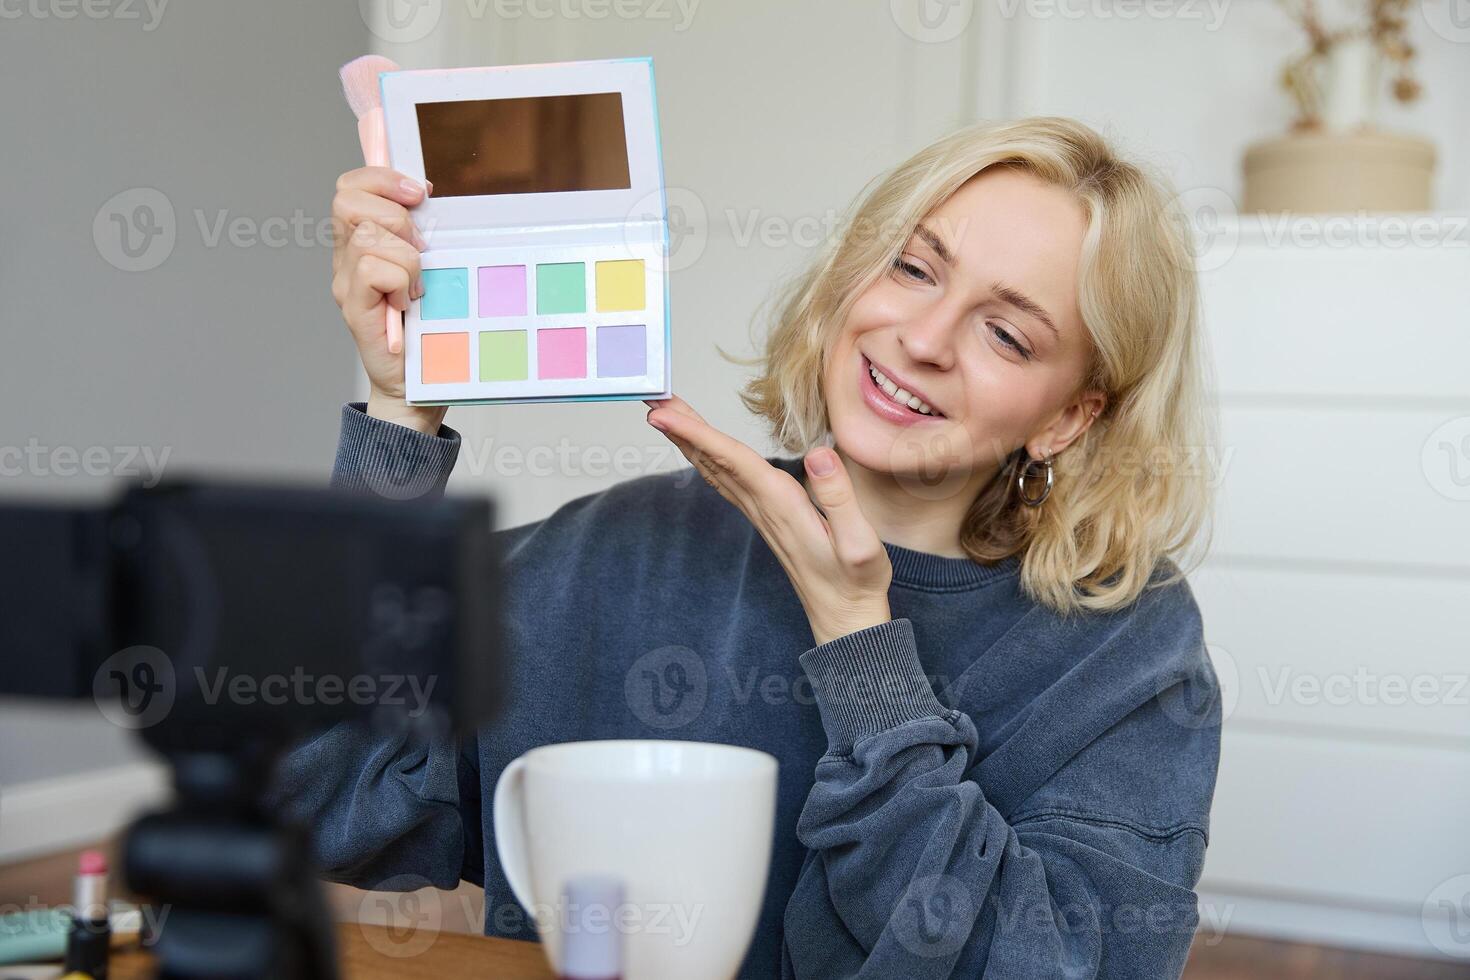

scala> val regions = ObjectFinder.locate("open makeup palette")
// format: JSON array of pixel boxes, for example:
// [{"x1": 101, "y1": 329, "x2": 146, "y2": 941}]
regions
[{"x1": 381, "y1": 58, "x2": 670, "y2": 405}]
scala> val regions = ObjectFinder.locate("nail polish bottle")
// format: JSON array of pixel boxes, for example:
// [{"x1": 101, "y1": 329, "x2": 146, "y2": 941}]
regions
[{"x1": 558, "y1": 875, "x2": 624, "y2": 980}]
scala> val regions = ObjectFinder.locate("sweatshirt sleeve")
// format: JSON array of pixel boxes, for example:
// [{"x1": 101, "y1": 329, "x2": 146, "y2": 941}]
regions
[
  {"x1": 329, "y1": 401, "x2": 461, "y2": 498},
  {"x1": 266, "y1": 722, "x2": 482, "y2": 891},
  {"x1": 263, "y1": 402, "x2": 479, "y2": 891},
  {"x1": 783, "y1": 607, "x2": 1217, "y2": 979}
]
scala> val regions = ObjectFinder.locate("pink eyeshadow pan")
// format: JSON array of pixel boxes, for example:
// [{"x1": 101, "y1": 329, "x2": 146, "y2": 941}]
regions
[
  {"x1": 537, "y1": 327, "x2": 586, "y2": 379},
  {"x1": 478, "y1": 265, "x2": 527, "y2": 317}
]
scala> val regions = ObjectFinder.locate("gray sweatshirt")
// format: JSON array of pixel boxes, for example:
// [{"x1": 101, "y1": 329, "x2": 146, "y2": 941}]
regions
[{"x1": 269, "y1": 402, "x2": 1222, "y2": 978}]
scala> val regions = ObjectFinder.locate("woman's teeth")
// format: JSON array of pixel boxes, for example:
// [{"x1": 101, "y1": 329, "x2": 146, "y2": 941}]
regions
[{"x1": 869, "y1": 364, "x2": 934, "y2": 415}]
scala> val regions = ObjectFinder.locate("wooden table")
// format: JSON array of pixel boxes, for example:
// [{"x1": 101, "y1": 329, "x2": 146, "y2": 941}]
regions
[{"x1": 109, "y1": 923, "x2": 554, "y2": 979}]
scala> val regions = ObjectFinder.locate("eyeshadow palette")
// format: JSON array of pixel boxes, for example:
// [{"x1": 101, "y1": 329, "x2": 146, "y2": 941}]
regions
[{"x1": 381, "y1": 59, "x2": 671, "y2": 405}]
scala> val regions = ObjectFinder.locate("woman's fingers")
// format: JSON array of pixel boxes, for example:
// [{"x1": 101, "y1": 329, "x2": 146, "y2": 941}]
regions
[
  {"x1": 643, "y1": 393, "x2": 706, "y2": 424},
  {"x1": 324, "y1": 167, "x2": 437, "y2": 405},
  {"x1": 333, "y1": 187, "x2": 427, "y2": 254},
  {"x1": 803, "y1": 448, "x2": 886, "y2": 568},
  {"x1": 344, "y1": 253, "x2": 412, "y2": 325},
  {"x1": 335, "y1": 166, "x2": 428, "y2": 208},
  {"x1": 334, "y1": 220, "x2": 424, "y2": 305}
]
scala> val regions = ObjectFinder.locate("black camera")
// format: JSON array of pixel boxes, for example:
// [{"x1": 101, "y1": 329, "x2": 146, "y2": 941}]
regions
[{"x1": 1, "y1": 478, "x2": 505, "y2": 978}]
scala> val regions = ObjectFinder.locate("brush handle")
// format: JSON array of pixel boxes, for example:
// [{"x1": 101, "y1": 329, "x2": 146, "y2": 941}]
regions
[{"x1": 357, "y1": 108, "x2": 404, "y2": 356}]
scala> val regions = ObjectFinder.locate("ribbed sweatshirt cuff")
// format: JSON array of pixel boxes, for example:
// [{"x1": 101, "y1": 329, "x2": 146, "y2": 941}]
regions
[
  {"x1": 331, "y1": 402, "x2": 461, "y2": 500},
  {"x1": 798, "y1": 618, "x2": 950, "y2": 757}
]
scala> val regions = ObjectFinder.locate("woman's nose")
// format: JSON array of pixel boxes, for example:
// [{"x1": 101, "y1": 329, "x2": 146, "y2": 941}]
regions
[{"x1": 897, "y1": 301, "x2": 960, "y2": 371}]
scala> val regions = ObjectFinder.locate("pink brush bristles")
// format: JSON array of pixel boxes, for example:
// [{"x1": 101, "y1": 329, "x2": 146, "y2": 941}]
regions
[{"x1": 339, "y1": 55, "x2": 398, "y2": 119}]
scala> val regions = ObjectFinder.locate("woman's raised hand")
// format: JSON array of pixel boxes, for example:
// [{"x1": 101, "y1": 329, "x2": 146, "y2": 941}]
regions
[
  {"x1": 646, "y1": 395, "x2": 892, "y2": 647},
  {"x1": 329, "y1": 166, "x2": 444, "y2": 434}
]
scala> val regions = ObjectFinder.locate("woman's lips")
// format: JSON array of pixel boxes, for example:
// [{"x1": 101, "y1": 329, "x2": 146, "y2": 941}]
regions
[
  {"x1": 865, "y1": 356, "x2": 941, "y2": 415},
  {"x1": 858, "y1": 355, "x2": 944, "y2": 427}
]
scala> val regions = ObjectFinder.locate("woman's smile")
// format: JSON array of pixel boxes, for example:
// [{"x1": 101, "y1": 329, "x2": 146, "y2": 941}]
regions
[{"x1": 858, "y1": 353, "x2": 946, "y2": 427}]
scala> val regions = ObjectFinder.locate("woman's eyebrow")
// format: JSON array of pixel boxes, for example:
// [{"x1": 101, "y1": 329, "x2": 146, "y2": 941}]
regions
[
  {"x1": 914, "y1": 224, "x2": 954, "y2": 265},
  {"x1": 915, "y1": 223, "x2": 1061, "y2": 340},
  {"x1": 992, "y1": 282, "x2": 1060, "y2": 339}
]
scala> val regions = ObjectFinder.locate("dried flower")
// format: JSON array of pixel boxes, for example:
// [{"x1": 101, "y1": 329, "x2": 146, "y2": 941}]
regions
[
  {"x1": 1392, "y1": 75, "x2": 1422, "y2": 102},
  {"x1": 1273, "y1": 0, "x2": 1426, "y2": 127}
]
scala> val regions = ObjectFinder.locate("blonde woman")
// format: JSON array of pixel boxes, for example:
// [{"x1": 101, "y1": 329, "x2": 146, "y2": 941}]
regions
[{"x1": 278, "y1": 116, "x2": 1222, "y2": 978}]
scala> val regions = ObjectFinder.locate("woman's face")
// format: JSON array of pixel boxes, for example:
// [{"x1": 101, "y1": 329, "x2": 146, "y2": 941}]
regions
[{"x1": 823, "y1": 167, "x2": 1104, "y2": 492}]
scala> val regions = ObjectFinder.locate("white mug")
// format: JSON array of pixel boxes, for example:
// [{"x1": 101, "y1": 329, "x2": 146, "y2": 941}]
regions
[{"x1": 493, "y1": 739, "x2": 778, "y2": 979}]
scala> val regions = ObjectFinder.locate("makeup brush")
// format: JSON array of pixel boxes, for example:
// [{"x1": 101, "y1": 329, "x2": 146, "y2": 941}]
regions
[{"x1": 340, "y1": 54, "x2": 410, "y2": 355}]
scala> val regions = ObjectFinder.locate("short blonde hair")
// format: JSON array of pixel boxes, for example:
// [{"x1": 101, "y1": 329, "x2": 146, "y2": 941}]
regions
[{"x1": 735, "y1": 116, "x2": 1218, "y2": 616}]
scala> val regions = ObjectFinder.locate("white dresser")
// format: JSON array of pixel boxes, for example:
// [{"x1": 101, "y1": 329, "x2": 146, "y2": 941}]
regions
[{"x1": 1191, "y1": 213, "x2": 1470, "y2": 959}]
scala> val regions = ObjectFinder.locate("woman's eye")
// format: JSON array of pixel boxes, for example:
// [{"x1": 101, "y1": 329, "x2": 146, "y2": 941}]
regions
[
  {"x1": 990, "y1": 324, "x2": 1032, "y2": 361},
  {"x1": 892, "y1": 257, "x2": 932, "y2": 284}
]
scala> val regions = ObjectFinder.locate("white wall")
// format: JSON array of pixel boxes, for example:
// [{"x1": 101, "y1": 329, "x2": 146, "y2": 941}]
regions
[{"x1": 374, "y1": 0, "x2": 1470, "y2": 528}]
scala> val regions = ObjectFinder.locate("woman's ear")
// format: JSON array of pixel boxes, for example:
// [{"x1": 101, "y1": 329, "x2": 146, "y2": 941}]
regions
[{"x1": 1029, "y1": 389, "x2": 1107, "y2": 458}]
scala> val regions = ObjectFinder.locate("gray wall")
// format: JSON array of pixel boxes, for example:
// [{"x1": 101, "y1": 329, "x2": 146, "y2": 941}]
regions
[
  {"x1": 0, "y1": 2, "x2": 367, "y2": 806},
  {"x1": 0, "y1": 1, "x2": 365, "y2": 499}
]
